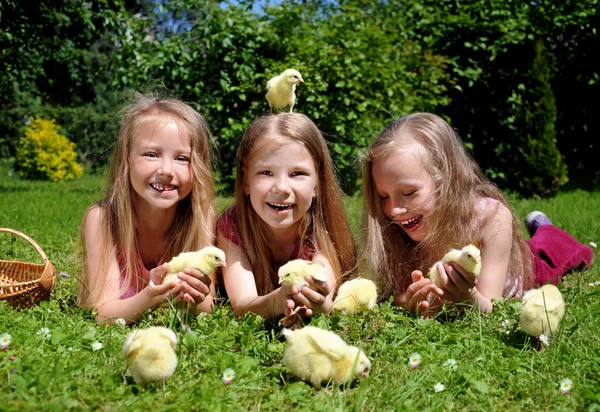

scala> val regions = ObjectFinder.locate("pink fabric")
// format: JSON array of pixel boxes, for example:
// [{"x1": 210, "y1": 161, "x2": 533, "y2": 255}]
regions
[
  {"x1": 528, "y1": 225, "x2": 594, "y2": 286},
  {"x1": 216, "y1": 206, "x2": 317, "y2": 273},
  {"x1": 117, "y1": 245, "x2": 164, "y2": 299}
]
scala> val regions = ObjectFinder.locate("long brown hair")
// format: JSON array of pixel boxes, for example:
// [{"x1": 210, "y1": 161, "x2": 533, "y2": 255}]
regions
[
  {"x1": 233, "y1": 113, "x2": 356, "y2": 294},
  {"x1": 78, "y1": 93, "x2": 215, "y2": 308},
  {"x1": 361, "y1": 113, "x2": 533, "y2": 299}
]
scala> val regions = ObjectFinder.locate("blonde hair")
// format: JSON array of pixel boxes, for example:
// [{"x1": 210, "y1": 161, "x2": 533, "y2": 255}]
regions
[
  {"x1": 78, "y1": 93, "x2": 215, "y2": 308},
  {"x1": 233, "y1": 113, "x2": 356, "y2": 294},
  {"x1": 361, "y1": 113, "x2": 533, "y2": 299}
]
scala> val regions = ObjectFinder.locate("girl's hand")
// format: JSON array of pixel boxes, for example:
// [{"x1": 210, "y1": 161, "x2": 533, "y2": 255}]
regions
[
  {"x1": 434, "y1": 262, "x2": 478, "y2": 303},
  {"x1": 175, "y1": 268, "x2": 213, "y2": 306},
  {"x1": 293, "y1": 276, "x2": 334, "y2": 316},
  {"x1": 278, "y1": 283, "x2": 299, "y2": 318},
  {"x1": 401, "y1": 271, "x2": 444, "y2": 316},
  {"x1": 145, "y1": 263, "x2": 182, "y2": 309}
]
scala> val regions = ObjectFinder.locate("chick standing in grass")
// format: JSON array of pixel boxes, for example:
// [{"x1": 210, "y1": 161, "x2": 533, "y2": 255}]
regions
[
  {"x1": 163, "y1": 246, "x2": 226, "y2": 285},
  {"x1": 361, "y1": 113, "x2": 593, "y2": 316},
  {"x1": 265, "y1": 69, "x2": 304, "y2": 113},
  {"x1": 428, "y1": 244, "x2": 482, "y2": 288},
  {"x1": 520, "y1": 284, "x2": 565, "y2": 337},
  {"x1": 332, "y1": 277, "x2": 378, "y2": 314},
  {"x1": 122, "y1": 326, "x2": 178, "y2": 387},
  {"x1": 282, "y1": 326, "x2": 370, "y2": 387}
]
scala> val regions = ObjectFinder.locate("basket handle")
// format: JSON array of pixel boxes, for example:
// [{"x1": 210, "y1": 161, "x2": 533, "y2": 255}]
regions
[{"x1": 0, "y1": 228, "x2": 50, "y2": 262}]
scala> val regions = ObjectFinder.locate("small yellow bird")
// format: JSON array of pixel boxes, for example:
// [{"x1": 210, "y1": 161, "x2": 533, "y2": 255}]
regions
[
  {"x1": 520, "y1": 284, "x2": 565, "y2": 337},
  {"x1": 265, "y1": 69, "x2": 304, "y2": 113},
  {"x1": 332, "y1": 277, "x2": 378, "y2": 314},
  {"x1": 122, "y1": 326, "x2": 178, "y2": 387},
  {"x1": 278, "y1": 259, "x2": 328, "y2": 290},
  {"x1": 428, "y1": 244, "x2": 482, "y2": 288},
  {"x1": 282, "y1": 326, "x2": 371, "y2": 387},
  {"x1": 163, "y1": 246, "x2": 226, "y2": 285}
]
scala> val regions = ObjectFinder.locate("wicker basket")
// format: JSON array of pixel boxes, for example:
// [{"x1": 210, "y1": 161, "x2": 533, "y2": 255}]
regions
[{"x1": 0, "y1": 228, "x2": 56, "y2": 309}]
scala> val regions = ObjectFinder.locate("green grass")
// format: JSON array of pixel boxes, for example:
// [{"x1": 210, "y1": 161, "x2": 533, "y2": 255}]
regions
[{"x1": 1, "y1": 173, "x2": 599, "y2": 411}]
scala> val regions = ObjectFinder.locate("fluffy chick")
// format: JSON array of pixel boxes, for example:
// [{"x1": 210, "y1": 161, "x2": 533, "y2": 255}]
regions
[
  {"x1": 520, "y1": 284, "x2": 565, "y2": 337},
  {"x1": 265, "y1": 69, "x2": 304, "y2": 113},
  {"x1": 332, "y1": 277, "x2": 378, "y2": 314},
  {"x1": 282, "y1": 326, "x2": 371, "y2": 387},
  {"x1": 278, "y1": 259, "x2": 328, "y2": 289},
  {"x1": 428, "y1": 244, "x2": 482, "y2": 287},
  {"x1": 122, "y1": 326, "x2": 178, "y2": 387},
  {"x1": 163, "y1": 246, "x2": 226, "y2": 285}
]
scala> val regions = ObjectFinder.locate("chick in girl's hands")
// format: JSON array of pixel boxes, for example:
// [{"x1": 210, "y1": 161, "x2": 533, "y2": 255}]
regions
[
  {"x1": 122, "y1": 326, "x2": 178, "y2": 387},
  {"x1": 163, "y1": 246, "x2": 226, "y2": 285},
  {"x1": 278, "y1": 259, "x2": 328, "y2": 289},
  {"x1": 520, "y1": 284, "x2": 565, "y2": 337},
  {"x1": 332, "y1": 277, "x2": 378, "y2": 314},
  {"x1": 428, "y1": 244, "x2": 482, "y2": 288},
  {"x1": 282, "y1": 326, "x2": 370, "y2": 387}
]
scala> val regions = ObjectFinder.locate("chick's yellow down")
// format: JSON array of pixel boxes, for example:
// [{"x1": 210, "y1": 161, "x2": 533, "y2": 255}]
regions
[
  {"x1": 282, "y1": 326, "x2": 371, "y2": 387},
  {"x1": 428, "y1": 244, "x2": 482, "y2": 287},
  {"x1": 122, "y1": 326, "x2": 178, "y2": 387},
  {"x1": 265, "y1": 69, "x2": 304, "y2": 112},
  {"x1": 163, "y1": 246, "x2": 226, "y2": 285},
  {"x1": 520, "y1": 284, "x2": 565, "y2": 337},
  {"x1": 332, "y1": 277, "x2": 378, "y2": 314},
  {"x1": 278, "y1": 259, "x2": 328, "y2": 289}
]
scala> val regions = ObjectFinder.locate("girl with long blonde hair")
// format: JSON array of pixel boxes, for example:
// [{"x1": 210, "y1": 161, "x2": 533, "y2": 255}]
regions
[
  {"x1": 217, "y1": 113, "x2": 355, "y2": 324},
  {"x1": 362, "y1": 113, "x2": 592, "y2": 315},
  {"x1": 79, "y1": 93, "x2": 216, "y2": 324}
]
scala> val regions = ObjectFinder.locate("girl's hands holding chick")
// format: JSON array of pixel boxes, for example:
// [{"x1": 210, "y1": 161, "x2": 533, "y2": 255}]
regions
[
  {"x1": 145, "y1": 263, "x2": 183, "y2": 309},
  {"x1": 293, "y1": 277, "x2": 334, "y2": 316},
  {"x1": 399, "y1": 271, "x2": 443, "y2": 317},
  {"x1": 175, "y1": 267, "x2": 212, "y2": 307},
  {"x1": 433, "y1": 262, "x2": 478, "y2": 303}
]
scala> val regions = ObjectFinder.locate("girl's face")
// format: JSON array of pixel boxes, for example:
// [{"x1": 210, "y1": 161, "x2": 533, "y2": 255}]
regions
[
  {"x1": 244, "y1": 140, "x2": 317, "y2": 235},
  {"x1": 372, "y1": 147, "x2": 436, "y2": 242},
  {"x1": 128, "y1": 118, "x2": 193, "y2": 214}
]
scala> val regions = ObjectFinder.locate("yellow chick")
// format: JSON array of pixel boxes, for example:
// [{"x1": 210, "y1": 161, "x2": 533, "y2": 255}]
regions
[
  {"x1": 428, "y1": 244, "x2": 482, "y2": 287},
  {"x1": 282, "y1": 326, "x2": 371, "y2": 387},
  {"x1": 265, "y1": 69, "x2": 304, "y2": 113},
  {"x1": 122, "y1": 326, "x2": 178, "y2": 387},
  {"x1": 332, "y1": 277, "x2": 378, "y2": 314},
  {"x1": 278, "y1": 259, "x2": 328, "y2": 290},
  {"x1": 520, "y1": 284, "x2": 565, "y2": 337},
  {"x1": 163, "y1": 246, "x2": 226, "y2": 285}
]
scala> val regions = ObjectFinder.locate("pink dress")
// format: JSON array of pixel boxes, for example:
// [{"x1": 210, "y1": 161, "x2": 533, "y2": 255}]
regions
[
  {"x1": 476, "y1": 198, "x2": 593, "y2": 297},
  {"x1": 217, "y1": 206, "x2": 316, "y2": 291},
  {"x1": 117, "y1": 244, "x2": 165, "y2": 299}
]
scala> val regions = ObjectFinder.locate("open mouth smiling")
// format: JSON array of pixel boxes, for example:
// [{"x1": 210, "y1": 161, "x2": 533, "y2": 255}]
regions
[
  {"x1": 267, "y1": 202, "x2": 294, "y2": 211},
  {"x1": 150, "y1": 183, "x2": 177, "y2": 192},
  {"x1": 399, "y1": 215, "x2": 423, "y2": 229}
]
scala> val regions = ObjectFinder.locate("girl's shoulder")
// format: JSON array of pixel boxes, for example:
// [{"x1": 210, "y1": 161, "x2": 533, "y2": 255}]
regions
[
  {"x1": 83, "y1": 203, "x2": 105, "y2": 227},
  {"x1": 216, "y1": 205, "x2": 242, "y2": 246},
  {"x1": 474, "y1": 196, "x2": 513, "y2": 229}
]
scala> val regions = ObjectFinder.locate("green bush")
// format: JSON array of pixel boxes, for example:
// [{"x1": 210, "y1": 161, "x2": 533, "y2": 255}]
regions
[{"x1": 15, "y1": 116, "x2": 84, "y2": 181}]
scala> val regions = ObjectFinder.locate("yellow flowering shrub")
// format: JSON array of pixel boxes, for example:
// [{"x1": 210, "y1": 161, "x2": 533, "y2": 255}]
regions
[{"x1": 16, "y1": 117, "x2": 84, "y2": 182}]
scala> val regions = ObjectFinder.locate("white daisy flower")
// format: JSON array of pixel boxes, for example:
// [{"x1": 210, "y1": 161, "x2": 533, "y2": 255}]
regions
[
  {"x1": 444, "y1": 358, "x2": 458, "y2": 371},
  {"x1": 222, "y1": 368, "x2": 235, "y2": 384},
  {"x1": 0, "y1": 333, "x2": 12, "y2": 347},
  {"x1": 115, "y1": 318, "x2": 127, "y2": 327},
  {"x1": 91, "y1": 341, "x2": 103, "y2": 351},
  {"x1": 560, "y1": 378, "x2": 573, "y2": 394},
  {"x1": 501, "y1": 319, "x2": 511, "y2": 328},
  {"x1": 589, "y1": 242, "x2": 597, "y2": 249},
  {"x1": 434, "y1": 382, "x2": 445, "y2": 392},
  {"x1": 408, "y1": 353, "x2": 422, "y2": 369},
  {"x1": 538, "y1": 334, "x2": 550, "y2": 347},
  {"x1": 37, "y1": 327, "x2": 51, "y2": 339}
]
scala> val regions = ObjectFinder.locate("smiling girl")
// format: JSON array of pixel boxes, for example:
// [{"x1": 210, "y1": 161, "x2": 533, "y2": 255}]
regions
[
  {"x1": 362, "y1": 113, "x2": 592, "y2": 315},
  {"x1": 78, "y1": 94, "x2": 216, "y2": 324},
  {"x1": 217, "y1": 113, "x2": 355, "y2": 324}
]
